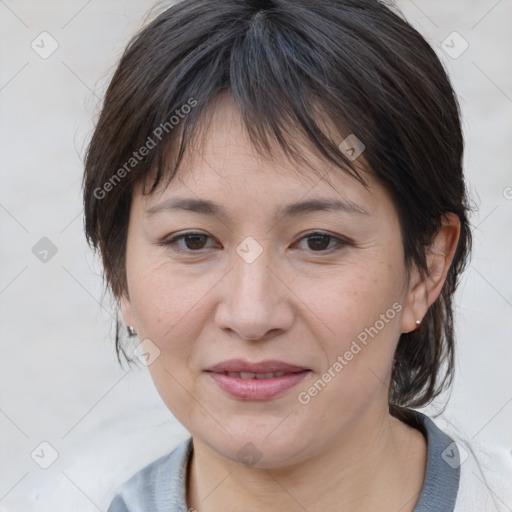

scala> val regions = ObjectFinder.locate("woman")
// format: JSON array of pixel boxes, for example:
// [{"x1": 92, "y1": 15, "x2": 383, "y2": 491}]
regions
[{"x1": 83, "y1": 0, "x2": 511, "y2": 510}]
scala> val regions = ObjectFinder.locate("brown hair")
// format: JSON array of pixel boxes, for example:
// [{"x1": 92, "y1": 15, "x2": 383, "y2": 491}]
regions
[{"x1": 83, "y1": 0, "x2": 473, "y2": 412}]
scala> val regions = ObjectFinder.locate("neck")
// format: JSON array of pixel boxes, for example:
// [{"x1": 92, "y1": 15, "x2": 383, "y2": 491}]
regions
[{"x1": 187, "y1": 406, "x2": 427, "y2": 512}]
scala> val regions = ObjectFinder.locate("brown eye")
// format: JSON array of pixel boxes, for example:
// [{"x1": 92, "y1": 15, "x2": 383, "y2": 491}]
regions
[
  {"x1": 306, "y1": 233, "x2": 332, "y2": 251},
  {"x1": 296, "y1": 232, "x2": 349, "y2": 253},
  {"x1": 181, "y1": 233, "x2": 208, "y2": 250},
  {"x1": 161, "y1": 232, "x2": 215, "y2": 252}
]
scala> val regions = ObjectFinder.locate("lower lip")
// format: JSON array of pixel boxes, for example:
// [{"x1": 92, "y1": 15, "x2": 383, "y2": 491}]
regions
[{"x1": 207, "y1": 370, "x2": 310, "y2": 400}]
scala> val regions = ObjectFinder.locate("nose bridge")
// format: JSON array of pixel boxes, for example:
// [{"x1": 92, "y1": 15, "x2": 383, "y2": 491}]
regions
[
  {"x1": 215, "y1": 235, "x2": 291, "y2": 339},
  {"x1": 232, "y1": 235, "x2": 276, "y2": 313}
]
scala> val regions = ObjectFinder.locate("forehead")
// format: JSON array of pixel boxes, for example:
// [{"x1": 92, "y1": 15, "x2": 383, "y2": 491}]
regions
[{"x1": 134, "y1": 94, "x2": 392, "y2": 221}]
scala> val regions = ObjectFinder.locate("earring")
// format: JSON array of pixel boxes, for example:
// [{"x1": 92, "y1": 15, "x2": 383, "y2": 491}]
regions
[
  {"x1": 127, "y1": 325, "x2": 137, "y2": 336},
  {"x1": 415, "y1": 319, "x2": 421, "y2": 326}
]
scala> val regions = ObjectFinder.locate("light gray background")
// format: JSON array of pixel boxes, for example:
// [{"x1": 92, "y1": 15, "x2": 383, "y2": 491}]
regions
[{"x1": 1, "y1": 1, "x2": 511, "y2": 510}]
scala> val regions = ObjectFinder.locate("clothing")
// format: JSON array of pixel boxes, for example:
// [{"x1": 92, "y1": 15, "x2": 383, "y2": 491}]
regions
[{"x1": 107, "y1": 409, "x2": 512, "y2": 511}]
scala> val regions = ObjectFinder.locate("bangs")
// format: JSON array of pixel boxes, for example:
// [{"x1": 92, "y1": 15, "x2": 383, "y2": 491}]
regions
[{"x1": 117, "y1": 3, "x2": 379, "y2": 197}]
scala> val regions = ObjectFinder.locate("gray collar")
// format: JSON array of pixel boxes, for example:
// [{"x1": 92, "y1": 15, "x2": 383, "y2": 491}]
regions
[{"x1": 403, "y1": 408, "x2": 461, "y2": 511}]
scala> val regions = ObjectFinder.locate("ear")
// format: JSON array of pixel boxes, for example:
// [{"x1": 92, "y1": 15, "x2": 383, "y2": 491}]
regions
[
  {"x1": 119, "y1": 291, "x2": 136, "y2": 329},
  {"x1": 401, "y1": 213, "x2": 461, "y2": 333}
]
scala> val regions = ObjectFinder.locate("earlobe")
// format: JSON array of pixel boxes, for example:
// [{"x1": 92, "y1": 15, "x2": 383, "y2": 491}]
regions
[
  {"x1": 400, "y1": 279, "x2": 426, "y2": 334},
  {"x1": 401, "y1": 213, "x2": 461, "y2": 334}
]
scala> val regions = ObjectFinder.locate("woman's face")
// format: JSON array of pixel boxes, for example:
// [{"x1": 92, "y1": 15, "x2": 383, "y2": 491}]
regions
[{"x1": 121, "y1": 95, "x2": 420, "y2": 467}]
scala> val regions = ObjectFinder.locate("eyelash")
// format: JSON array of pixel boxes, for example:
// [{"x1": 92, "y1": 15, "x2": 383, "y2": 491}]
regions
[{"x1": 159, "y1": 231, "x2": 349, "y2": 255}]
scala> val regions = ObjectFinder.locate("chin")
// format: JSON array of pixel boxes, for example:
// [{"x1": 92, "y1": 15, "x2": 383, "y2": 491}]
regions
[{"x1": 199, "y1": 427, "x2": 313, "y2": 469}]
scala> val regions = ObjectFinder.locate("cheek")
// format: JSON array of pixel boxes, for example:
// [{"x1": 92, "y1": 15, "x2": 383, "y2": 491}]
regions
[
  {"x1": 127, "y1": 260, "x2": 225, "y2": 378},
  {"x1": 291, "y1": 276, "x2": 402, "y2": 433},
  {"x1": 129, "y1": 257, "x2": 212, "y2": 332},
  {"x1": 291, "y1": 255, "x2": 404, "y2": 398},
  {"x1": 128, "y1": 265, "x2": 217, "y2": 424},
  {"x1": 295, "y1": 257, "x2": 403, "y2": 342}
]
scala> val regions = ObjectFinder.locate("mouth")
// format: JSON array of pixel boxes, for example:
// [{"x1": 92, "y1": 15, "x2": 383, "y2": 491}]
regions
[{"x1": 206, "y1": 370, "x2": 311, "y2": 401}]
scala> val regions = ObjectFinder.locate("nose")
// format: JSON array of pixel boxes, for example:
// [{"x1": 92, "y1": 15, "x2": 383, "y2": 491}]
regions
[{"x1": 213, "y1": 243, "x2": 294, "y2": 341}]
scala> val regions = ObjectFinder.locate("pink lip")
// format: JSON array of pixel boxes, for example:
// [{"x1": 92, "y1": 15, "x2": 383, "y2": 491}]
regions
[
  {"x1": 207, "y1": 359, "x2": 308, "y2": 373},
  {"x1": 207, "y1": 371, "x2": 310, "y2": 400}
]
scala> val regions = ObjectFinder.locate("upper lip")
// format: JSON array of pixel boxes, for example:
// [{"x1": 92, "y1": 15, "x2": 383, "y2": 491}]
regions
[{"x1": 206, "y1": 359, "x2": 309, "y2": 374}]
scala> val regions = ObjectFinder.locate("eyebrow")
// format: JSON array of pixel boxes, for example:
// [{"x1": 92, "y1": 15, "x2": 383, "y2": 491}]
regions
[{"x1": 145, "y1": 196, "x2": 370, "y2": 219}]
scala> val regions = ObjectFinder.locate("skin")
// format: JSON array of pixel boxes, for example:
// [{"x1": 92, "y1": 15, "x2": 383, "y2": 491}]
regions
[{"x1": 120, "y1": 93, "x2": 461, "y2": 512}]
